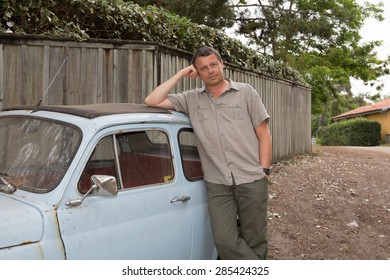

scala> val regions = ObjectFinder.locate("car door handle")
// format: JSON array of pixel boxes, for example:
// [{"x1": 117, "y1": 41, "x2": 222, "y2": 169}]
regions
[{"x1": 170, "y1": 195, "x2": 191, "y2": 203}]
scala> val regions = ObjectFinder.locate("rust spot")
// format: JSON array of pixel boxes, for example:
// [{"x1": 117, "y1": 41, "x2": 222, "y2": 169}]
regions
[{"x1": 19, "y1": 240, "x2": 34, "y2": 245}]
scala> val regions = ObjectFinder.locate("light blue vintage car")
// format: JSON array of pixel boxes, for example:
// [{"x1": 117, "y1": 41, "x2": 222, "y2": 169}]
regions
[{"x1": 0, "y1": 103, "x2": 217, "y2": 259}]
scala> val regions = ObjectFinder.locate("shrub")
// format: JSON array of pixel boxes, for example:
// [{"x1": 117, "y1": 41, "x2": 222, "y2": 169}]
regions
[{"x1": 317, "y1": 118, "x2": 381, "y2": 146}]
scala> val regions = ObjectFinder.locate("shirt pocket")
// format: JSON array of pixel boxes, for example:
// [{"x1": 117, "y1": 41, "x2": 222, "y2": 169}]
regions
[
  {"x1": 197, "y1": 106, "x2": 208, "y2": 122},
  {"x1": 228, "y1": 104, "x2": 244, "y2": 120}
]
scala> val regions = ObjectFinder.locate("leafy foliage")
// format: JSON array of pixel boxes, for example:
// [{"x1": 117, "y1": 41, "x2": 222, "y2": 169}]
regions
[
  {"x1": 317, "y1": 118, "x2": 381, "y2": 146},
  {"x1": 0, "y1": 0, "x2": 306, "y2": 85},
  {"x1": 130, "y1": 0, "x2": 236, "y2": 29}
]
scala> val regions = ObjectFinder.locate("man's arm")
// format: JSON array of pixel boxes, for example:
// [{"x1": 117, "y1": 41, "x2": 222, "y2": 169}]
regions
[
  {"x1": 256, "y1": 120, "x2": 272, "y2": 175},
  {"x1": 144, "y1": 65, "x2": 198, "y2": 109}
]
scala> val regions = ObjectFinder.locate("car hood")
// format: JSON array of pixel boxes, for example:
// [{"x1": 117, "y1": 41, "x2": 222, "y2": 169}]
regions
[{"x1": 0, "y1": 195, "x2": 43, "y2": 249}]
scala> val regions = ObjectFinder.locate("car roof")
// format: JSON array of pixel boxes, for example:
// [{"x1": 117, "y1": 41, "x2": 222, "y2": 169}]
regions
[{"x1": 3, "y1": 103, "x2": 172, "y2": 119}]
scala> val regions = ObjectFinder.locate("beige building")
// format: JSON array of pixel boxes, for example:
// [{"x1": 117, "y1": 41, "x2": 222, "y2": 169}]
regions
[{"x1": 332, "y1": 98, "x2": 390, "y2": 144}]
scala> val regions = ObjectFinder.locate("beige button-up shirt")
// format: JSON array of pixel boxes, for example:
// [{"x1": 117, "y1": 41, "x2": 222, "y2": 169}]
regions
[{"x1": 168, "y1": 79, "x2": 270, "y2": 185}]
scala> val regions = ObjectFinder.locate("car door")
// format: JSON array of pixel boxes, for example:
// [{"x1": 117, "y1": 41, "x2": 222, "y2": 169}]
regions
[
  {"x1": 176, "y1": 127, "x2": 218, "y2": 259},
  {"x1": 56, "y1": 125, "x2": 193, "y2": 259}
]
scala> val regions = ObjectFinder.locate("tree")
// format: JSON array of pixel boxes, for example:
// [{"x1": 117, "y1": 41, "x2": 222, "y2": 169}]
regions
[
  {"x1": 130, "y1": 0, "x2": 236, "y2": 29},
  {"x1": 233, "y1": 0, "x2": 389, "y2": 116}
]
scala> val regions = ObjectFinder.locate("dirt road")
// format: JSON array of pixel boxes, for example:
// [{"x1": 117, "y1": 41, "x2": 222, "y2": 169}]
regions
[{"x1": 267, "y1": 146, "x2": 390, "y2": 260}]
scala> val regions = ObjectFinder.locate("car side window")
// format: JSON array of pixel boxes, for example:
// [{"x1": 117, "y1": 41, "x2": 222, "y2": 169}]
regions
[
  {"x1": 78, "y1": 135, "x2": 118, "y2": 194},
  {"x1": 78, "y1": 130, "x2": 174, "y2": 193},
  {"x1": 116, "y1": 130, "x2": 174, "y2": 189},
  {"x1": 178, "y1": 129, "x2": 203, "y2": 181}
]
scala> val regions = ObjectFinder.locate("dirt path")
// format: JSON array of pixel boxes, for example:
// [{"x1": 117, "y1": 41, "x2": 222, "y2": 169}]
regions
[{"x1": 267, "y1": 146, "x2": 390, "y2": 260}]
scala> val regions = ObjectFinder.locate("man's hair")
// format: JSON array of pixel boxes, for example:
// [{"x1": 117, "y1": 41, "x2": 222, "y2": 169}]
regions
[{"x1": 191, "y1": 46, "x2": 222, "y2": 65}]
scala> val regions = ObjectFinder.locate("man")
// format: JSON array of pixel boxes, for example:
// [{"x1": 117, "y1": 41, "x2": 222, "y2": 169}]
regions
[{"x1": 144, "y1": 46, "x2": 272, "y2": 260}]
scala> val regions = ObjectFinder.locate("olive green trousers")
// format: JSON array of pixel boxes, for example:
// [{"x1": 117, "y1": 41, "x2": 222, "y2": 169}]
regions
[{"x1": 206, "y1": 177, "x2": 268, "y2": 260}]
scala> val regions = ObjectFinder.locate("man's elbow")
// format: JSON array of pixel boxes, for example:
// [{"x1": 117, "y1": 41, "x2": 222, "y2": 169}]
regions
[{"x1": 144, "y1": 96, "x2": 154, "y2": 107}]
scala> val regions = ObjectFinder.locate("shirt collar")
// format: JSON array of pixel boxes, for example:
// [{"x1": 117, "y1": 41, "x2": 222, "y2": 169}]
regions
[{"x1": 200, "y1": 78, "x2": 239, "y2": 93}]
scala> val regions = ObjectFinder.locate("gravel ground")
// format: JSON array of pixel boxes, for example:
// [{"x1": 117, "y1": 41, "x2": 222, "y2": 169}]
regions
[{"x1": 267, "y1": 145, "x2": 390, "y2": 260}]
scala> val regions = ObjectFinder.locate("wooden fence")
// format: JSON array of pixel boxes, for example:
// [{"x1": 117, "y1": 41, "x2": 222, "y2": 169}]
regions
[{"x1": 0, "y1": 34, "x2": 311, "y2": 162}]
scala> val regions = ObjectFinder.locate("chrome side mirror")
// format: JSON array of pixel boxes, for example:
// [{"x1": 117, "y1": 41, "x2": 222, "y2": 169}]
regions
[
  {"x1": 91, "y1": 175, "x2": 118, "y2": 196},
  {"x1": 66, "y1": 175, "x2": 118, "y2": 207}
]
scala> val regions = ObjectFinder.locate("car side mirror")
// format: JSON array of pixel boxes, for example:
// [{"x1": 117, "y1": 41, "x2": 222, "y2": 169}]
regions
[
  {"x1": 66, "y1": 175, "x2": 118, "y2": 207},
  {"x1": 91, "y1": 175, "x2": 118, "y2": 196}
]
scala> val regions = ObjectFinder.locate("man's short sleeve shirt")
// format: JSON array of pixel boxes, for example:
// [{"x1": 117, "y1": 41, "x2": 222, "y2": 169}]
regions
[{"x1": 168, "y1": 79, "x2": 270, "y2": 185}]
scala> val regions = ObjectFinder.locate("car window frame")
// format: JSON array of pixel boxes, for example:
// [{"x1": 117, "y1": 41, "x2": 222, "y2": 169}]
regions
[
  {"x1": 77, "y1": 127, "x2": 175, "y2": 194},
  {"x1": 178, "y1": 128, "x2": 204, "y2": 182}
]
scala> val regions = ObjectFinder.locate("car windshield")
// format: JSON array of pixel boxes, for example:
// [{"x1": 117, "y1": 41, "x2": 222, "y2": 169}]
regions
[{"x1": 0, "y1": 116, "x2": 81, "y2": 193}]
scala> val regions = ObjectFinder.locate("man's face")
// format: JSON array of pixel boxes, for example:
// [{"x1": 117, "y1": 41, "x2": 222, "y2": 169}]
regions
[{"x1": 194, "y1": 54, "x2": 224, "y2": 87}]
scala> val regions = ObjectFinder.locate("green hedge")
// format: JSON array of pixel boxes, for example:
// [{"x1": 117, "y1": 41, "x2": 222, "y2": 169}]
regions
[{"x1": 317, "y1": 118, "x2": 381, "y2": 146}]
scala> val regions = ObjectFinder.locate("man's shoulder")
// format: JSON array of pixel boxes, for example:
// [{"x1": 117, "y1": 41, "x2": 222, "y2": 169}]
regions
[
  {"x1": 228, "y1": 80, "x2": 257, "y2": 96},
  {"x1": 228, "y1": 79, "x2": 253, "y2": 90}
]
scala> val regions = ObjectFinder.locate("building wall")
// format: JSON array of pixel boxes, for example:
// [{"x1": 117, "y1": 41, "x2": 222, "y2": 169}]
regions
[{"x1": 367, "y1": 111, "x2": 390, "y2": 143}]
